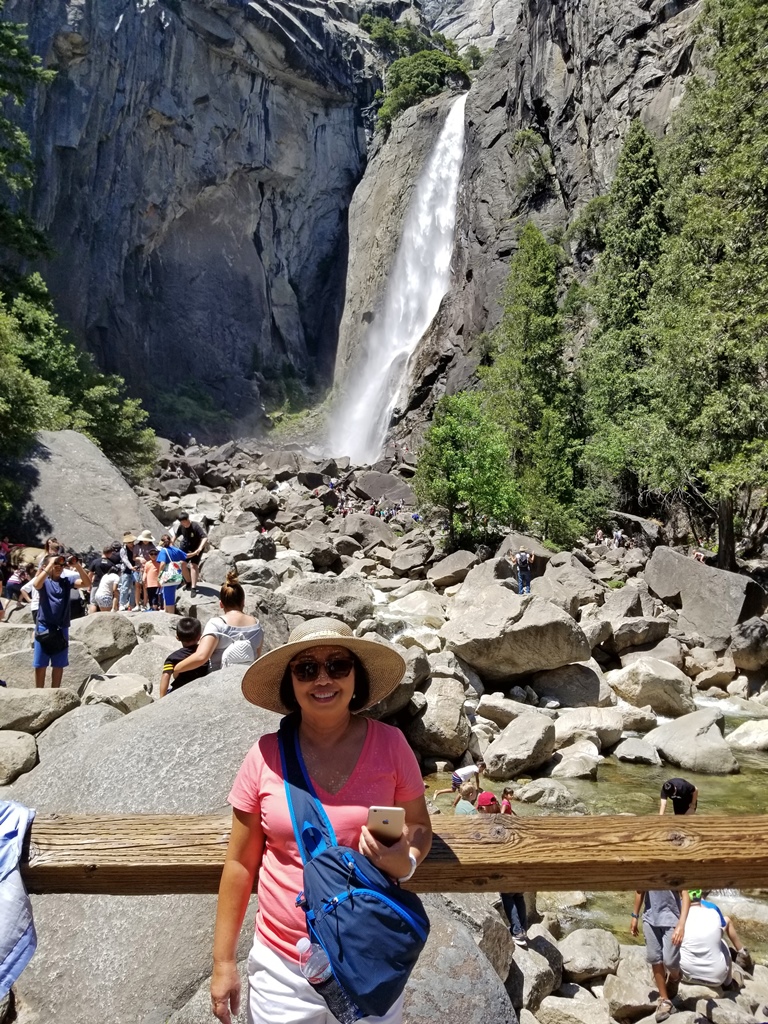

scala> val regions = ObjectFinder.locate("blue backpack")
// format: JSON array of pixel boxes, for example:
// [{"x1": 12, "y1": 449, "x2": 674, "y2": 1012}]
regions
[{"x1": 278, "y1": 716, "x2": 430, "y2": 1018}]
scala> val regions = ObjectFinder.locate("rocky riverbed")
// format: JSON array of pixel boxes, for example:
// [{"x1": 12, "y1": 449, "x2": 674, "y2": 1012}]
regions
[{"x1": 2, "y1": 434, "x2": 768, "y2": 1024}]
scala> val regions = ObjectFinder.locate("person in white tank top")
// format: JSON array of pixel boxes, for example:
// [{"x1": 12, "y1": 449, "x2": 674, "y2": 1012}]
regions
[{"x1": 171, "y1": 570, "x2": 263, "y2": 682}]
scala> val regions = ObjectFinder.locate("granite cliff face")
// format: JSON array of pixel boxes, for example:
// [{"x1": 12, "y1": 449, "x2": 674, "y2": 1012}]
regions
[
  {"x1": 336, "y1": 0, "x2": 702, "y2": 445},
  {"x1": 6, "y1": 0, "x2": 413, "y2": 431}
]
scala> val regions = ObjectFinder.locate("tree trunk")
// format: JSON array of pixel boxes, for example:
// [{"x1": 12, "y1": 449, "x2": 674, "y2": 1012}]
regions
[{"x1": 718, "y1": 495, "x2": 737, "y2": 571}]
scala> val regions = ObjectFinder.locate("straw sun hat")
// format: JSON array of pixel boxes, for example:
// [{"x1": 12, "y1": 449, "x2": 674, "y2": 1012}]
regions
[{"x1": 241, "y1": 617, "x2": 406, "y2": 715}]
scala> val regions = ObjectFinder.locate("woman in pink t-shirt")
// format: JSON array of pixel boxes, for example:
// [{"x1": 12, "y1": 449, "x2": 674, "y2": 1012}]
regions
[{"x1": 211, "y1": 618, "x2": 432, "y2": 1024}]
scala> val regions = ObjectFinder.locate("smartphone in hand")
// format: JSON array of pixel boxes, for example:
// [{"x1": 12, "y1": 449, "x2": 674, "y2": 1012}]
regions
[{"x1": 367, "y1": 806, "x2": 405, "y2": 845}]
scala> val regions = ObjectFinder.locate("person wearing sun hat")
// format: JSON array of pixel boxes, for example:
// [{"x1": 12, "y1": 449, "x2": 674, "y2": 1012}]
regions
[{"x1": 210, "y1": 617, "x2": 432, "y2": 1024}]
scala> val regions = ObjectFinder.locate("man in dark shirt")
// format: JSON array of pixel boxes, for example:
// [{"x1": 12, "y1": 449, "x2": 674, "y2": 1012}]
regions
[
  {"x1": 173, "y1": 512, "x2": 207, "y2": 597},
  {"x1": 659, "y1": 777, "x2": 698, "y2": 815}
]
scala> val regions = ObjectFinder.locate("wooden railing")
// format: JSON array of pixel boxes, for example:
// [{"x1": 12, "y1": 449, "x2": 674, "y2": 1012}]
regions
[{"x1": 21, "y1": 813, "x2": 768, "y2": 894}]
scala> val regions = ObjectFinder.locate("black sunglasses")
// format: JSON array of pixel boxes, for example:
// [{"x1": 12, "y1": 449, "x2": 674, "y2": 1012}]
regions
[{"x1": 290, "y1": 658, "x2": 355, "y2": 683}]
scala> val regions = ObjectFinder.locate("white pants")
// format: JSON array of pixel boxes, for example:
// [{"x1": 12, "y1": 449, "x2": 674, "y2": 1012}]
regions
[{"x1": 246, "y1": 937, "x2": 405, "y2": 1024}]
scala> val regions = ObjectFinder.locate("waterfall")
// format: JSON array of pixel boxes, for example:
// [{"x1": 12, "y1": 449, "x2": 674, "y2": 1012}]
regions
[{"x1": 329, "y1": 93, "x2": 467, "y2": 464}]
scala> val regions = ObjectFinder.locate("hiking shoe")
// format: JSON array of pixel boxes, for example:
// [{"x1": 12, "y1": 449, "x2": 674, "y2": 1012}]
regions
[
  {"x1": 656, "y1": 999, "x2": 675, "y2": 1022},
  {"x1": 513, "y1": 932, "x2": 528, "y2": 948},
  {"x1": 735, "y1": 948, "x2": 753, "y2": 972}
]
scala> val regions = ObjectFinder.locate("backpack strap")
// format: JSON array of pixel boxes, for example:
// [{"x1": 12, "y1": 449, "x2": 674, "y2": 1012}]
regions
[{"x1": 278, "y1": 716, "x2": 338, "y2": 865}]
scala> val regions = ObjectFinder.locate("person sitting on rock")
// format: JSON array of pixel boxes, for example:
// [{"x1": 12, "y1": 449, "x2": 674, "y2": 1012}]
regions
[
  {"x1": 659, "y1": 778, "x2": 698, "y2": 816},
  {"x1": 454, "y1": 782, "x2": 479, "y2": 815},
  {"x1": 672, "y1": 890, "x2": 752, "y2": 987},
  {"x1": 434, "y1": 761, "x2": 486, "y2": 806},
  {"x1": 171, "y1": 571, "x2": 263, "y2": 681},
  {"x1": 630, "y1": 889, "x2": 682, "y2": 1022},
  {"x1": 159, "y1": 617, "x2": 210, "y2": 697}
]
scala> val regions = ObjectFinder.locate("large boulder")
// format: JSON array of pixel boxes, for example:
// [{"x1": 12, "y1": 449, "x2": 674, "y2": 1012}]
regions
[
  {"x1": 366, "y1": 646, "x2": 429, "y2": 720},
  {"x1": 530, "y1": 661, "x2": 616, "y2": 709},
  {"x1": 476, "y1": 693, "x2": 547, "y2": 729},
  {"x1": 8, "y1": 669, "x2": 278, "y2": 1024},
  {"x1": 426, "y1": 550, "x2": 478, "y2": 588},
  {"x1": 8, "y1": 430, "x2": 163, "y2": 552},
  {"x1": 68, "y1": 612, "x2": 139, "y2": 665},
  {"x1": 403, "y1": 907, "x2": 518, "y2": 1024},
  {"x1": 644, "y1": 708, "x2": 739, "y2": 774},
  {"x1": 554, "y1": 708, "x2": 626, "y2": 749},
  {"x1": 286, "y1": 529, "x2": 339, "y2": 569},
  {"x1": 351, "y1": 471, "x2": 415, "y2": 505},
  {"x1": 404, "y1": 676, "x2": 471, "y2": 759},
  {"x1": 514, "y1": 779, "x2": 587, "y2": 814},
  {"x1": 612, "y1": 738, "x2": 662, "y2": 765},
  {"x1": 108, "y1": 637, "x2": 179, "y2": 684},
  {"x1": 484, "y1": 714, "x2": 557, "y2": 780},
  {"x1": 390, "y1": 539, "x2": 434, "y2": 577},
  {"x1": 279, "y1": 575, "x2": 373, "y2": 628},
  {"x1": 559, "y1": 928, "x2": 620, "y2": 983},
  {"x1": 605, "y1": 658, "x2": 696, "y2": 717},
  {"x1": 0, "y1": 640, "x2": 101, "y2": 691},
  {"x1": 338, "y1": 512, "x2": 397, "y2": 549},
  {"x1": 387, "y1": 590, "x2": 446, "y2": 629},
  {"x1": 440, "y1": 590, "x2": 590, "y2": 682},
  {"x1": 36, "y1": 704, "x2": 124, "y2": 759},
  {"x1": 0, "y1": 687, "x2": 80, "y2": 733},
  {"x1": 0, "y1": 623, "x2": 35, "y2": 655},
  {"x1": 729, "y1": 617, "x2": 768, "y2": 672},
  {"x1": 645, "y1": 547, "x2": 767, "y2": 647},
  {"x1": 431, "y1": 892, "x2": 515, "y2": 980},
  {"x1": 536, "y1": 994, "x2": 611, "y2": 1024},
  {"x1": 602, "y1": 945, "x2": 657, "y2": 1021},
  {"x1": 82, "y1": 673, "x2": 154, "y2": 713},
  {"x1": 0, "y1": 729, "x2": 37, "y2": 783},
  {"x1": 725, "y1": 720, "x2": 768, "y2": 751},
  {"x1": 544, "y1": 558, "x2": 607, "y2": 608},
  {"x1": 606, "y1": 617, "x2": 669, "y2": 654}
]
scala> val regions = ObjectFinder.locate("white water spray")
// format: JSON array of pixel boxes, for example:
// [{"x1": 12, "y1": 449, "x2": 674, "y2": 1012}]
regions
[{"x1": 330, "y1": 94, "x2": 467, "y2": 464}]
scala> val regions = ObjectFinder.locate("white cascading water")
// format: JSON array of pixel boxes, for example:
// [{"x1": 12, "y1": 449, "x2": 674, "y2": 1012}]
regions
[{"x1": 330, "y1": 93, "x2": 468, "y2": 464}]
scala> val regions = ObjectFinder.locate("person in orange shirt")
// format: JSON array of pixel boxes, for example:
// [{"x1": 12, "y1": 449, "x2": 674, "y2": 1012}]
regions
[{"x1": 142, "y1": 547, "x2": 162, "y2": 611}]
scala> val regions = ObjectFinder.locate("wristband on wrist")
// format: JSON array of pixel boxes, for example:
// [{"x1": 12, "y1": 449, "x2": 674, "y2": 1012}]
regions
[
  {"x1": 397, "y1": 853, "x2": 418, "y2": 883},
  {"x1": 631, "y1": 913, "x2": 639, "y2": 919}
]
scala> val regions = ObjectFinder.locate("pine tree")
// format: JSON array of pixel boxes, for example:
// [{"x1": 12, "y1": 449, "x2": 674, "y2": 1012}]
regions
[
  {"x1": 581, "y1": 120, "x2": 667, "y2": 495},
  {"x1": 414, "y1": 392, "x2": 521, "y2": 548},
  {"x1": 636, "y1": 0, "x2": 768, "y2": 568}
]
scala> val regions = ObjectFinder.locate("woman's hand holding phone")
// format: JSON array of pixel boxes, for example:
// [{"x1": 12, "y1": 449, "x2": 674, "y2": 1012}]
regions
[{"x1": 359, "y1": 806, "x2": 412, "y2": 881}]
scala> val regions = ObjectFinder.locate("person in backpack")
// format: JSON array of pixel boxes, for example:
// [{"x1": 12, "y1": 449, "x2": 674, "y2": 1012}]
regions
[
  {"x1": 511, "y1": 546, "x2": 534, "y2": 594},
  {"x1": 171, "y1": 571, "x2": 263, "y2": 681},
  {"x1": 210, "y1": 617, "x2": 432, "y2": 1024},
  {"x1": 155, "y1": 534, "x2": 188, "y2": 615}
]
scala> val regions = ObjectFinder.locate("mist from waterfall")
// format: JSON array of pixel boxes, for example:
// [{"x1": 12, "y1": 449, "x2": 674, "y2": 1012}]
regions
[{"x1": 329, "y1": 93, "x2": 467, "y2": 464}]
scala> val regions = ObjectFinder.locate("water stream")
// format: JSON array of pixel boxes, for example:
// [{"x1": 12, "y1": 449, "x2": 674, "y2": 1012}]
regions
[
  {"x1": 426, "y1": 712, "x2": 768, "y2": 957},
  {"x1": 329, "y1": 94, "x2": 468, "y2": 464}
]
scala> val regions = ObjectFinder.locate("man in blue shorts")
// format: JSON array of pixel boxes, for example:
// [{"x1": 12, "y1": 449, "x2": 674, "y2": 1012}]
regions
[
  {"x1": 631, "y1": 889, "x2": 681, "y2": 1022},
  {"x1": 31, "y1": 553, "x2": 91, "y2": 688}
]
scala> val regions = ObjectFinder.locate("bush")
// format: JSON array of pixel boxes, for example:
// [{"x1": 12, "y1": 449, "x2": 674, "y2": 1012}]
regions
[{"x1": 378, "y1": 50, "x2": 470, "y2": 131}]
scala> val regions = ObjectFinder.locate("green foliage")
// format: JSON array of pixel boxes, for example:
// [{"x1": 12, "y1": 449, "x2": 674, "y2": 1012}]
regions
[
  {"x1": 633, "y1": 0, "x2": 768, "y2": 556},
  {"x1": 566, "y1": 195, "x2": 611, "y2": 253},
  {"x1": 378, "y1": 50, "x2": 469, "y2": 131},
  {"x1": 0, "y1": 15, "x2": 157, "y2": 499},
  {"x1": 463, "y1": 44, "x2": 484, "y2": 69},
  {"x1": 432, "y1": 31, "x2": 459, "y2": 58},
  {"x1": 581, "y1": 120, "x2": 666, "y2": 487},
  {"x1": 511, "y1": 129, "x2": 552, "y2": 199},
  {"x1": 414, "y1": 391, "x2": 521, "y2": 547},
  {"x1": 359, "y1": 14, "x2": 434, "y2": 58},
  {"x1": 575, "y1": 0, "x2": 768, "y2": 564},
  {"x1": 479, "y1": 223, "x2": 600, "y2": 545}
]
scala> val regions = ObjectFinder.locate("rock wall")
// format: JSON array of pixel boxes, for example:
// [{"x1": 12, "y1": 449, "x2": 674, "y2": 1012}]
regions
[
  {"x1": 4, "y1": 0, "x2": 394, "y2": 431},
  {"x1": 422, "y1": 0, "x2": 522, "y2": 49},
  {"x1": 338, "y1": 0, "x2": 702, "y2": 443}
]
